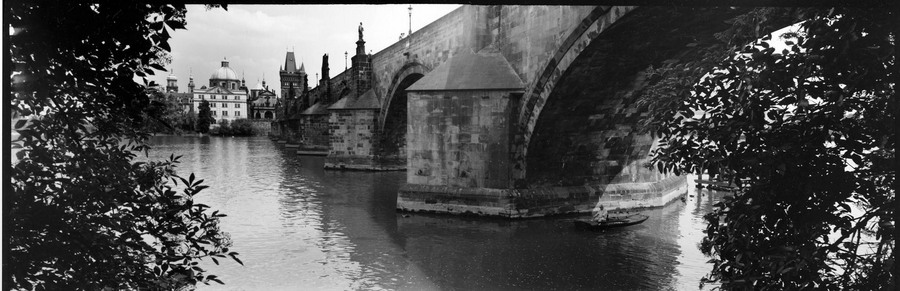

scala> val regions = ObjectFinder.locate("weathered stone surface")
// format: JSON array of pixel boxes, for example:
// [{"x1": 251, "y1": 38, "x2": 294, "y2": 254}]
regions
[
  {"x1": 398, "y1": 175, "x2": 686, "y2": 218},
  {"x1": 516, "y1": 6, "x2": 749, "y2": 183},
  {"x1": 407, "y1": 90, "x2": 519, "y2": 189}
]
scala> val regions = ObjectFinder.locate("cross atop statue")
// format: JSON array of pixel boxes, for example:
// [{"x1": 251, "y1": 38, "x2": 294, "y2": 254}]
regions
[{"x1": 358, "y1": 22, "x2": 364, "y2": 41}]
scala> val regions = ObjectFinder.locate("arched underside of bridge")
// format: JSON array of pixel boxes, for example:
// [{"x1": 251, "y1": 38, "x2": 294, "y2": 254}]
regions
[
  {"x1": 379, "y1": 63, "x2": 427, "y2": 159},
  {"x1": 523, "y1": 6, "x2": 748, "y2": 187}
]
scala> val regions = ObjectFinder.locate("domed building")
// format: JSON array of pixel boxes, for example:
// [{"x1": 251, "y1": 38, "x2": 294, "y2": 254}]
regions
[{"x1": 191, "y1": 58, "x2": 249, "y2": 121}]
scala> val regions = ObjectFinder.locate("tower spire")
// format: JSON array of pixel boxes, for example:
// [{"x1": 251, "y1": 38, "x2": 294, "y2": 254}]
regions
[{"x1": 408, "y1": 5, "x2": 413, "y2": 36}]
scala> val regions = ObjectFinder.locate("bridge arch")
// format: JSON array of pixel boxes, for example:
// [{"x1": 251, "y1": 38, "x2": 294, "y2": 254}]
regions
[
  {"x1": 512, "y1": 6, "x2": 635, "y2": 182},
  {"x1": 515, "y1": 6, "x2": 756, "y2": 186},
  {"x1": 379, "y1": 61, "x2": 428, "y2": 131},
  {"x1": 376, "y1": 61, "x2": 427, "y2": 160}
]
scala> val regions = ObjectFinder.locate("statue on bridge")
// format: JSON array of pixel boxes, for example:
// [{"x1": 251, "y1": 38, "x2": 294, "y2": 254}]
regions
[{"x1": 358, "y1": 22, "x2": 364, "y2": 41}]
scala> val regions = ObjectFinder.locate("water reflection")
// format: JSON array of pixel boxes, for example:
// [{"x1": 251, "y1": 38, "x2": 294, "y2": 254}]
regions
[{"x1": 144, "y1": 136, "x2": 725, "y2": 290}]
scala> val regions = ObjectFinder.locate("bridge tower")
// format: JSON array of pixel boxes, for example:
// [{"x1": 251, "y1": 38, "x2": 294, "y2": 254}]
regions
[{"x1": 279, "y1": 51, "x2": 306, "y2": 102}]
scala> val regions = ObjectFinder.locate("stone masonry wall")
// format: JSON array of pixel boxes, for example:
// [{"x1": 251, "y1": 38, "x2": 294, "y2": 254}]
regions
[
  {"x1": 372, "y1": 6, "x2": 479, "y2": 101},
  {"x1": 328, "y1": 109, "x2": 377, "y2": 157},
  {"x1": 397, "y1": 175, "x2": 686, "y2": 217},
  {"x1": 496, "y1": 6, "x2": 595, "y2": 84},
  {"x1": 407, "y1": 90, "x2": 517, "y2": 189},
  {"x1": 299, "y1": 115, "x2": 330, "y2": 150},
  {"x1": 372, "y1": 6, "x2": 596, "y2": 107},
  {"x1": 247, "y1": 119, "x2": 272, "y2": 136},
  {"x1": 280, "y1": 119, "x2": 302, "y2": 144}
]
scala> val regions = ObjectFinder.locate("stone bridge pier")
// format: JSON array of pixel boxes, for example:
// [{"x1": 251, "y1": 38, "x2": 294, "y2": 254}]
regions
[{"x1": 394, "y1": 6, "x2": 754, "y2": 218}]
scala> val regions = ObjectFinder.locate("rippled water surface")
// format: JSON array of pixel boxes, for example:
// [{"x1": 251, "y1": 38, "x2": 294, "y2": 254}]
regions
[{"x1": 145, "y1": 136, "x2": 724, "y2": 290}]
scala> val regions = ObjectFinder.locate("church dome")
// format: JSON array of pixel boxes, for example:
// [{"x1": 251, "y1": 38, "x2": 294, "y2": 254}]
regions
[{"x1": 210, "y1": 59, "x2": 238, "y2": 80}]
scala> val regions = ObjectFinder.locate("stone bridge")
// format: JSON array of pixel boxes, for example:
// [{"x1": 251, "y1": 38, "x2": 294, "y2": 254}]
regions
[{"x1": 274, "y1": 5, "x2": 756, "y2": 217}]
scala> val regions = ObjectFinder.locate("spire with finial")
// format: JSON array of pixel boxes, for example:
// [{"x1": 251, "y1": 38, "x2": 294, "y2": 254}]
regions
[{"x1": 188, "y1": 68, "x2": 195, "y2": 93}]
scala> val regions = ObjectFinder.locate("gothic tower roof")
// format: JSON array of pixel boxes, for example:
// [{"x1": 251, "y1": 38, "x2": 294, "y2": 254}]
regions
[{"x1": 283, "y1": 51, "x2": 297, "y2": 73}]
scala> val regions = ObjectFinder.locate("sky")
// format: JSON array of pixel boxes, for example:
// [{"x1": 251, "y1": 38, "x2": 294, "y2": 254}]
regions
[{"x1": 150, "y1": 4, "x2": 460, "y2": 96}]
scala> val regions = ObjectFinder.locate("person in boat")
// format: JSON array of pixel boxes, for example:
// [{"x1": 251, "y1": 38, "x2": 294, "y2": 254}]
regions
[{"x1": 592, "y1": 203, "x2": 609, "y2": 223}]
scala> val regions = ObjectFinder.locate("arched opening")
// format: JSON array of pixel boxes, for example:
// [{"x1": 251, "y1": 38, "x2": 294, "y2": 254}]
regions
[
  {"x1": 264, "y1": 111, "x2": 273, "y2": 119},
  {"x1": 524, "y1": 7, "x2": 748, "y2": 187},
  {"x1": 254, "y1": 111, "x2": 261, "y2": 119},
  {"x1": 378, "y1": 73, "x2": 423, "y2": 159}
]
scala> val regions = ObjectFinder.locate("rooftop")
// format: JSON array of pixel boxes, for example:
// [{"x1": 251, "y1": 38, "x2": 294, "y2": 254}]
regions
[
  {"x1": 328, "y1": 89, "x2": 380, "y2": 110},
  {"x1": 406, "y1": 47, "x2": 524, "y2": 91}
]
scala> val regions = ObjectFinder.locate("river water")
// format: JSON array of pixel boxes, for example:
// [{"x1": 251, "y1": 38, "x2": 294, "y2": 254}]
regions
[{"x1": 145, "y1": 135, "x2": 723, "y2": 291}]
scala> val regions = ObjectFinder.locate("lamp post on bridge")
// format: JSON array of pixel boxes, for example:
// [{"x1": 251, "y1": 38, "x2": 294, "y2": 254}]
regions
[{"x1": 403, "y1": 5, "x2": 413, "y2": 60}]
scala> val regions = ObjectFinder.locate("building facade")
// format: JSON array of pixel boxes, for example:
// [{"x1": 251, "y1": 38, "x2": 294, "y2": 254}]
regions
[
  {"x1": 250, "y1": 80, "x2": 278, "y2": 119},
  {"x1": 191, "y1": 59, "x2": 249, "y2": 122}
]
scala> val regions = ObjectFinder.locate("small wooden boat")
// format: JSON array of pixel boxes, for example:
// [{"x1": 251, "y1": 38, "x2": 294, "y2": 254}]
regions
[{"x1": 574, "y1": 214, "x2": 649, "y2": 231}]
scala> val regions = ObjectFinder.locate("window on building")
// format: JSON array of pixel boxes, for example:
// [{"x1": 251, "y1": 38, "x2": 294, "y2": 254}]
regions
[
  {"x1": 223, "y1": 103, "x2": 228, "y2": 108},
  {"x1": 199, "y1": 95, "x2": 204, "y2": 99},
  {"x1": 231, "y1": 83, "x2": 236, "y2": 90},
  {"x1": 211, "y1": 103, "x2": 216, "y2": 108},
  {"x1": 211, "y1": 95, "x2": 216, "y2": 100},
  {"x1": 223, "y1": 111, "x2": 228, "y2": 116},
  {"x1": 220, "y1": 82, "x2": 225, "y2": 87},
  {"x1": 236, "y1": 111, "x2": 240, "y2": 116},
  {"x1": 212, "y1": 111, "x2": 216, "y2": 116},
  {"x1": 235, "y1": 103, "x2": 240, "y2": 108},
  {"x1": 235, "y1": 95, "x2": 240, "y2": 100}
]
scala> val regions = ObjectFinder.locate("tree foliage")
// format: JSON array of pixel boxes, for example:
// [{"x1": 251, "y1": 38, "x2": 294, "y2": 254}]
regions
[
  {"x1": 143, "y1": 89, "x2": 195, "y2": 134},
  {"x1": 637, "y1": 7, "x2": 815, "y2": 134},
  {"x1": 209, "y1": 118, "x2": 254, "y2": 136},
  {"x1": 196, "y1": 99, "x2": 214, "y2": 133},
  {"x1": 8, "y1": 3, "x2": 239, "y2": 289},
  {"x1": 651, "y1": 7, "x2": 895, "y2": 290}
]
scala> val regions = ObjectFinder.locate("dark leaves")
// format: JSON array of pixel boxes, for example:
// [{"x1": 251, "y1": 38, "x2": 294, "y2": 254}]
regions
[
  {"x1": 651, "y1": 7, "x2": 895, "y2": 290},
  {"x1": 8, "y1": 2, "x2": 236, "y2": 289}
]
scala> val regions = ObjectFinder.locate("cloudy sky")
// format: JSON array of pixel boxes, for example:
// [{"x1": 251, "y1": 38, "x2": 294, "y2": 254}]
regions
[{"x1": 151, "y1": 4, "x2": 460, "y2": 96}]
